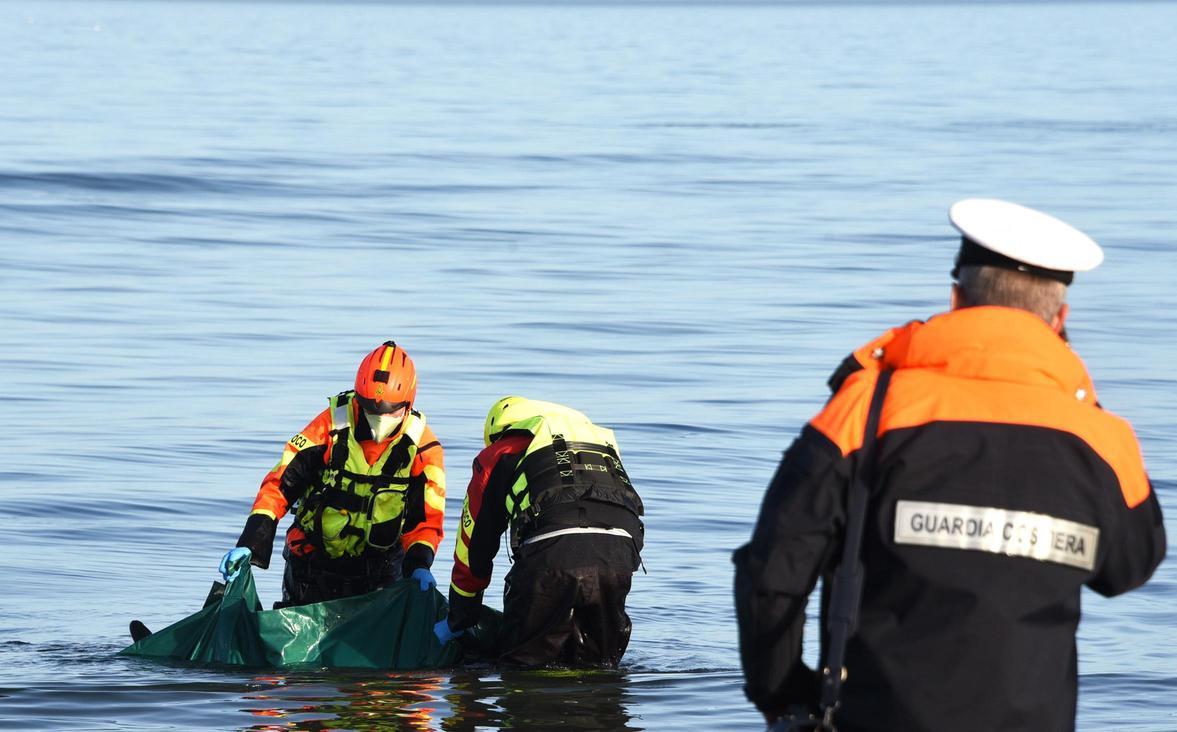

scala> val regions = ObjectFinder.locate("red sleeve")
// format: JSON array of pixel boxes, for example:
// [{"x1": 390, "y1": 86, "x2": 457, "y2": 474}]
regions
[{"x1": 450, "y1": 435, "x2": 529, "y2": 597}]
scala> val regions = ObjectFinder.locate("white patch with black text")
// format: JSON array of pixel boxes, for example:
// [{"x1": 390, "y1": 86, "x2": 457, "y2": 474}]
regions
[{"x1": 894, "y1": 500, "x2": 1099, "y2": 571}]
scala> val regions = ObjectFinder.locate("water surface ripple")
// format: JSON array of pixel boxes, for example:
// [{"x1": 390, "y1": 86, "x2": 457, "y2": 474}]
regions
[{"x1": 3, "y1": 1, "x2": 1176, "y2": 730}]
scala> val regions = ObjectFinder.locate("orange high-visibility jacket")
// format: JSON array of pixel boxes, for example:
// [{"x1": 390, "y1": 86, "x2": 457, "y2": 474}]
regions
[{"x1": 238, "y1": 395, "x2": 445, "y2": 572}]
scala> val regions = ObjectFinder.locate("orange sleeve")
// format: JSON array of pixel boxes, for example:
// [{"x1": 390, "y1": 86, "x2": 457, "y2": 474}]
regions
[
  {"x1": 400, "y1": 423, "x2": 445, "y2": 555},
  {"x1": 249, "y1": 407, "x2": 333, "y2": 521}
]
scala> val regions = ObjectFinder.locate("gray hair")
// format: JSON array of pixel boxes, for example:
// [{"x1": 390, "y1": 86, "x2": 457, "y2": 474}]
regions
[{"x1": 955, "y1": 265, "x2": 1067, "y2": 323}]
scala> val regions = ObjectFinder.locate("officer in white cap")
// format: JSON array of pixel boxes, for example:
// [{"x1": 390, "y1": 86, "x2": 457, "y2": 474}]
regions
[
  {"x1": 947, "y1": 198, "x2": 1104, "y2": 336},
  {"x1": 735, "y1": 199, "x2": 1165, "y2": 732},
  {"x1": 949, "y1": 198, "x2": 1104, "y2": 284}
]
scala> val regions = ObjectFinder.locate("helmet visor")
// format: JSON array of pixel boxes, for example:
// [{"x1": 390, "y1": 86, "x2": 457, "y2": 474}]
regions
[{"x1": 356, "y1": 396, "x2": 410, "y2": 415}]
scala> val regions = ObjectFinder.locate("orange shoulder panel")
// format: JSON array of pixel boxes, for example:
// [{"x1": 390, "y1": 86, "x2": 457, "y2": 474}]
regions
[
  {"x1": 810, "y1": 368, "x2": 881, "y2": 458},
  {"x1": 810, "y1": 369, "x2": 1151, "y2": 509}
]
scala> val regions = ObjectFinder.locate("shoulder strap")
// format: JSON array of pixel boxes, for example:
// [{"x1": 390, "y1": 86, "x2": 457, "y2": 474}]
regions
[
  {"x1": 326, "y1": 392, "x2": 352, "y2": 471},
  {"x1": 818, "y1": 369, "x2": 893, "y2": 729}
]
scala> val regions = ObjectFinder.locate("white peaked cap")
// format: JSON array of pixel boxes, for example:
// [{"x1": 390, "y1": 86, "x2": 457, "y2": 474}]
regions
[{"x1": 949, "y1": 199, "x2": 1104, "y2": 280}]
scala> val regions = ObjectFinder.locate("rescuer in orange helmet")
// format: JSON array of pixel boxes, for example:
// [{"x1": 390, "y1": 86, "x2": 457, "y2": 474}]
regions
[{"x1": 219, "y1": 341, "x2": 447, "y2": 607}]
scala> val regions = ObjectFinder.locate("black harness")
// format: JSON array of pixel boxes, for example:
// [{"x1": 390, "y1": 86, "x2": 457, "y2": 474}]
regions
[
  {"x1": 508, "y1": 436, "x2": 644, "y2": 555},
  {"x1": 296, "y1": 393, "x2": 422, "y2": 561}
]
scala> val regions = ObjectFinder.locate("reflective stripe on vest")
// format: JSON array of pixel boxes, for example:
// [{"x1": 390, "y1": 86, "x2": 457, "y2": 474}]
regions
[
  {"x1": 521, "y1": 526, "x2": 633, "y2": 546},
  {"x1": 295, "y1": 391, "x2": 424, "y2": 560}
]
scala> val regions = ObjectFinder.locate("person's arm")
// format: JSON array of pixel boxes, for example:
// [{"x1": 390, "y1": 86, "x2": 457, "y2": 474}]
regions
[
  {"x1": 1088, "y1": 480, "x2": 1166, "y2": 597},
  {"x1": 1080, "y1": 412, "x2": 1166, "y2": 597},
  {"x1": 400, "y1": 424, "x2": 446, "y2": 575},
  {"x1": 733, "y1": 425, "x2": 848, "y2": 722},
  {"x1": 447, "y1": 435, "x2": 528, "y2": 631},
  {"x1": 234, "y1": 409, "x2": 332, "y2": 569}
]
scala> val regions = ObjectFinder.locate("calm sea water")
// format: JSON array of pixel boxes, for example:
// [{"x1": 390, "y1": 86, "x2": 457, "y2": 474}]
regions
[{"x1": 2, "y1": 1, "x2": 1175, "y2": 729}]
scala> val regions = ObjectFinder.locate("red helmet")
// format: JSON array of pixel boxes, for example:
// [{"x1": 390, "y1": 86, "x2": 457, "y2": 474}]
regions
[{"x1": 354, "y1": 341, "x2": 417, "y2": 414}]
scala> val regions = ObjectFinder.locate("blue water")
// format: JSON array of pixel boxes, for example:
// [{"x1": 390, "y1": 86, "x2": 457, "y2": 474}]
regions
[{"x1": 2, "y1": 1, "x2": 1175, "y2": 729}]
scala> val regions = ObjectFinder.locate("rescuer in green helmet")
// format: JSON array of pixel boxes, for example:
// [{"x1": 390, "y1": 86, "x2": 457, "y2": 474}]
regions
[{"x1": 434, "y1": 397, "x2": 644, "y2": 667}]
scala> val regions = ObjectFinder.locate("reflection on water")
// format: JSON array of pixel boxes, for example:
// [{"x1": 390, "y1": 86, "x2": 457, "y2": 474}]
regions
[
  {"x1": 238, "y1": 670, "x2": 638, "y2": 731},
  {"x1": 241, "y1": 673, "x2": 445, "y2": 731},
  {"x1": 444, "y1": 670, "x2": 638, "y2": 732}
]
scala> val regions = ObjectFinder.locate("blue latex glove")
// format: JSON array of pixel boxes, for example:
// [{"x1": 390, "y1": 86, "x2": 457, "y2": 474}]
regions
[
  {"x1": 410, "y1": 567, "x2": 437, "y2": 592},
  {"x1": 219, "y1": 547, "x2": 252, "y2": 582},
  {"x1": 433, "y1": 618, "x2": 464, "y2": 644}
]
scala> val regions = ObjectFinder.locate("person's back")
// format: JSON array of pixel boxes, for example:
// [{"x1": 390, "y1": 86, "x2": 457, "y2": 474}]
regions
[
  {"x1": 734, "y1": 200, "x2": 1165, "y2": 732},
  {"x1": 824, "y1": 307, "x2": 1158, "y2": 731},
  {"x1": 437, "y1": 396, "x2": 645, "y2": 667}
]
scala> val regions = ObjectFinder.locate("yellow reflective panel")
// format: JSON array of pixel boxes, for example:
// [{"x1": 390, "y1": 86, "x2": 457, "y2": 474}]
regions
[
  {"x1": 450, "y1": 581, "x2": 478, "y2": 598},
  {"x1": 425, "y1": 488, "x2": 446, "y2": 512},
  {"x1": 423, "y1": 464, "x2": 446, "y2": 491},
  {"x1": 455, "y1": 534, "x2": 471, "y2": 566},
  {"x1": 276, "y1": 445, "x2": 300, "y2": 468}
]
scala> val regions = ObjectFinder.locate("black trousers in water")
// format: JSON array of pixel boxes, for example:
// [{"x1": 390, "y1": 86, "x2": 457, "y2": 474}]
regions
[
  {"x1": 276, "y1": 545, "x2": 402, "y2": 608},
  {"x1": 499, "y1": 530, "x2": 640, "y2": 668}
]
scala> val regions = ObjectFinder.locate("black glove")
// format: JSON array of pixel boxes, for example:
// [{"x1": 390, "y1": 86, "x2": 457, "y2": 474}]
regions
[
  {"x1": 400, "y1": 544, "x2": 435, "y2": 577},
  {"x1": 235, "y1": 513, "x2": 278, "y2": 569},
  {"x1": 447, "y1": 587, "x2": 484, "y2": 632}
]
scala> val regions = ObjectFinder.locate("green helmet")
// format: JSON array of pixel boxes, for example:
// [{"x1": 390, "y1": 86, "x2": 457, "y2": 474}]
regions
[
  {"x1": 484, "y1": 396, "x2": 541, "y2": 447},
  {"x1": 484, "y1": 397, "x2": 598, "y2": 447}
]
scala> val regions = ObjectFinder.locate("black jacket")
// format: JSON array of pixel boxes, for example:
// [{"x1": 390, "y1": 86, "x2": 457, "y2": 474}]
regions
[{"x1": 734, "y1": 308, "x2": 1166, "y2": 732}]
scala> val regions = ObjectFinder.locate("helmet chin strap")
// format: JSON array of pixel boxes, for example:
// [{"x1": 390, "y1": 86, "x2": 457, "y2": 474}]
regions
[{"x1": 365, "y1": 411, "x2": 404, "y2": 442}]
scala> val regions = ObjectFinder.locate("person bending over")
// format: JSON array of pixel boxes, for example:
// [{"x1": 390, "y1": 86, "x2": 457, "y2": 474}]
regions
[{"x1": 435, "y1": 397, "x2": 644, "y2": 667}]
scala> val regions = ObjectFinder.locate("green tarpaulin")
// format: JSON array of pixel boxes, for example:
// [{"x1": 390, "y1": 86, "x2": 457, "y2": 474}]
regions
[{"x1": 119, "y1": 565, "x2": 501, "y2": 669}]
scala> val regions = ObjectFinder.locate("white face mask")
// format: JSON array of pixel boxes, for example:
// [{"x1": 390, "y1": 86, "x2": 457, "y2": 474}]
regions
[{"x1": 365, "y1": 410, "x2": 405, "y2": 442}]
